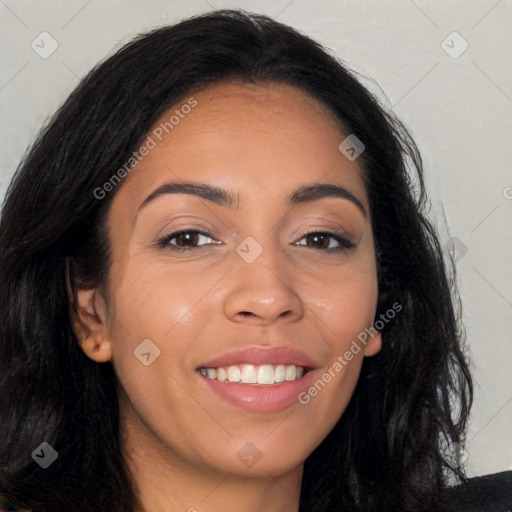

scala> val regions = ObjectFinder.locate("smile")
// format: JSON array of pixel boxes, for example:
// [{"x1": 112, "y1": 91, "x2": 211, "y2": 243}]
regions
[{"x1": 198, "y1": 364, "x2": 305, "y2": 385}]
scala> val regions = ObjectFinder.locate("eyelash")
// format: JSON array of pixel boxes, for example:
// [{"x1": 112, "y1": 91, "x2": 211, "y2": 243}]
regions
[
  {"x1": 157, "y1": 230, "x2": 218, "y2": 253},
  {"x1": 157, "y1": 229, "x2": 356, "y2": 253},
  {"x1": 297, "y1": 230, "x2": 356, "y2": 251}
]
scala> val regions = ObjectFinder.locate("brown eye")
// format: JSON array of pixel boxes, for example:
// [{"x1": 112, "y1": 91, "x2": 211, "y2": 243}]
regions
[
  {"x1": 174, "y1": 231, "x2": 200, "y2": 247},
  {"x1": 296, "y1": 232, "x2": 355, "y2": 251},
  {"x1": 304, "y1": 233, "x2": 331, "y2": 249},
  {"x1": 158, "y1": 230, "x2": 217, "y2": 251}
]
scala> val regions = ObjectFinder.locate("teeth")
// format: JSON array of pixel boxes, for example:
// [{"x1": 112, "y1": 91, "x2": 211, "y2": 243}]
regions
[
  {"x1": 241, "y1": 364, "x2": 257, "y2": 383},
  {"x1": 228, "y1": 366, "x2": 241, "y2": 382},
  {"x1": 200, "y1": 364, "x2": 306, "y2": 385},
  {"x1": 285, "y1": 365, "x2": 296, "y2": 381},
  {"x1": 275, "y1": 364, "x2": 285, "y2": 383},
  {"x1": 257, "y1": 364, "x2": 275, "y2": 384}
]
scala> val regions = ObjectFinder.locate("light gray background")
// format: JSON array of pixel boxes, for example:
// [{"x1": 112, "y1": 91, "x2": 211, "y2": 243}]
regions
[{"x1": 1, "y1": 0, "x2": 511, "y2": 476}]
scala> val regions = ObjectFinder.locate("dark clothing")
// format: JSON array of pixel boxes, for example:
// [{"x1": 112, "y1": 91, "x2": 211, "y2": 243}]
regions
[{"x1": 439, "y1": 471, "x2": 512, "y2": 511}]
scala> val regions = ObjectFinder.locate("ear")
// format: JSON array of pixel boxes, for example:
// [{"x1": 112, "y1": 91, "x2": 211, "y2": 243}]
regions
[
  {"x1": 363, "y1": 331, "x2": 382, "y2": 357},
  {"x1": 73, "y1": 288, "x2": 113, "y2": 363}
]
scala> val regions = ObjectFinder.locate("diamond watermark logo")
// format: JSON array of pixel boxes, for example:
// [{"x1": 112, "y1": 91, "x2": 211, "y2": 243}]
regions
[
  {"x1": 237, "y1": 442, "x2": 262, "y2": 468},
  {"x1": 442, "y1": 441, "x2": 469, "y2": 468},
  {"x1": 441, "y1": 31, "x2": 469, "y2": 59},
  {"x1": 32, "y1": 441, "x2": 58, "y2": 469},
  {"x1": 338, "y1": 134, "x2": 365, "y2": 161},
  {"x1": 236, "y1": 236, "x2": 263, "y2": 263},
  {"x1": 443, "y1": 237, "x2": 468, "y2": 263},
  {"x1": 134, "y1": 338, "x2": 161, "y2": 366},
  {"x1": 31, "y1": 32, "x2": 59, "y2": 59}
]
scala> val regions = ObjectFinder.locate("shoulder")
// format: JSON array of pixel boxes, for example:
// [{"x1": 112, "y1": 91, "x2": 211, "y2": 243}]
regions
[{"x1": 438, "y1": 471, "x2": 512, "y2": 512}]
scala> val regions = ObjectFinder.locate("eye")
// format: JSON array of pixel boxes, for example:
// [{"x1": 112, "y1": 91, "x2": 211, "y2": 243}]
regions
[
  {"x1": 295, "y1": 231, "x2": 355, "y2": 252},
  {"x1": 158, "y1": 229, "x2": 218, "y2": 252}
]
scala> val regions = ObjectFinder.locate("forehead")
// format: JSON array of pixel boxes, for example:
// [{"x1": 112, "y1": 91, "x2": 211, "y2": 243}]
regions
[
  {"x1": 183, "y1": 80, "x2": 344, "y2": 133},
  {"x1": 114, "y1": 80, "x2": 367, "y2": 213}
]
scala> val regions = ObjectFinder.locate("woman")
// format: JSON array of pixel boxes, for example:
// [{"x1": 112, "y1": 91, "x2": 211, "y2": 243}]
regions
[{"x1": 0, "y1": 9, "x2": 510, "y2": 512}]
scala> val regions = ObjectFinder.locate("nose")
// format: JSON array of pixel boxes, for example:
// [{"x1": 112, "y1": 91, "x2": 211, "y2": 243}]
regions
[{"x1": 223, "y1": 253, "x2": 304, "y2": 326}]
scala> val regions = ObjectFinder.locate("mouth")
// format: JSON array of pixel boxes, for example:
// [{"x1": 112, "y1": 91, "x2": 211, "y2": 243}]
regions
[
  {"x1": 195, "y1": 348, "x2": 318, "y2": 413},
  {"x1": 198, "y1": 363, "x2": 309, "y2": 385}
]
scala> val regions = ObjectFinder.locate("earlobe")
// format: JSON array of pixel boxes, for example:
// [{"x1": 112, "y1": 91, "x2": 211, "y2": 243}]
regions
[
  {"x1": 364, "y1": 331, "x2": 382, "y2": 357},
  {"x1": 79, "y1": 334, "x2": 113, "y2": 362},
  {"x1": 73, "y1": 288, "x2": 113, "y2": 363}
]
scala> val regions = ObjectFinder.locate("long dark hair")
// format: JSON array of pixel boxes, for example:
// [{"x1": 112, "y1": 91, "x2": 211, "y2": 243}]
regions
[{"x1": 0, "y1": 9, "x2": 472, "y2": 511}]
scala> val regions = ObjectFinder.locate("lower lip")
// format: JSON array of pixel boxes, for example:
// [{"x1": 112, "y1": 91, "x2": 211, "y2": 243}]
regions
[{"x1": 198, "y1": 370, "x2": 316, "y2": 413}]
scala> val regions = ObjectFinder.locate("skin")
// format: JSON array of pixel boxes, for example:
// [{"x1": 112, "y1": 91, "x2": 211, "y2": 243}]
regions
[{"x1": 76, "y1": 81, "x2": 381, "y2": 512}]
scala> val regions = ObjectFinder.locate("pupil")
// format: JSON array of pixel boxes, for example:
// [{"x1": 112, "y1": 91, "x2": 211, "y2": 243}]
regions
[
  {"x1": 178, "y1": 232, "x2": 198, "y2": 246},
  {"x1": 309, "y1": 234, "x2": 327, "y2": 248}
]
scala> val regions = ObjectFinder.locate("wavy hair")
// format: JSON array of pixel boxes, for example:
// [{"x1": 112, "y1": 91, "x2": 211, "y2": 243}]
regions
[{"x1": 0, "y1": 9, "x2": 472, "y2": 511}]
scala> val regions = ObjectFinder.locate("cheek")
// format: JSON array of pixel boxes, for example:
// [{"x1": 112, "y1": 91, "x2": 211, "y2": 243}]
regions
[
  {"x1": 311, "y1": 256, "x2": 378, "y2": 345},
  {"x1": 293, "y1": 253, "x2": 378, "y2": 414},
  {"x1": 105, "y1": 254, "x2": 227, "y2": 408},
  {"x1": 105, "y1": 261, "x2": 224, "y2": 458},
  {"x1": 108, "y1": 253, "x2": 215, "y2": 342},
  {"x1": 332, "y1": 278, "x2": 377, "y2": 339}
]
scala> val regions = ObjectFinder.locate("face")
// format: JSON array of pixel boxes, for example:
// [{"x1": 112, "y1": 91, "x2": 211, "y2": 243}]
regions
[{"x1": 78, "y1": 81, "x2": 381, "y2": 480}]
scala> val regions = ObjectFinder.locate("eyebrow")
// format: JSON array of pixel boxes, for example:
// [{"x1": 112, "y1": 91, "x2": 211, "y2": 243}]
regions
[
  {"x1": 136, "y1": 181, "x2": 366, "y2": 218},
  {"x1": 288, "y1": 183, "x2": 366, "y2": 216}
]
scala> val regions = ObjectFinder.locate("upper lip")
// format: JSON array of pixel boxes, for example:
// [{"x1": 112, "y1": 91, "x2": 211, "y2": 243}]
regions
[{"x1": 197, "y1": 347, "x2": 320, "y2": 370}]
